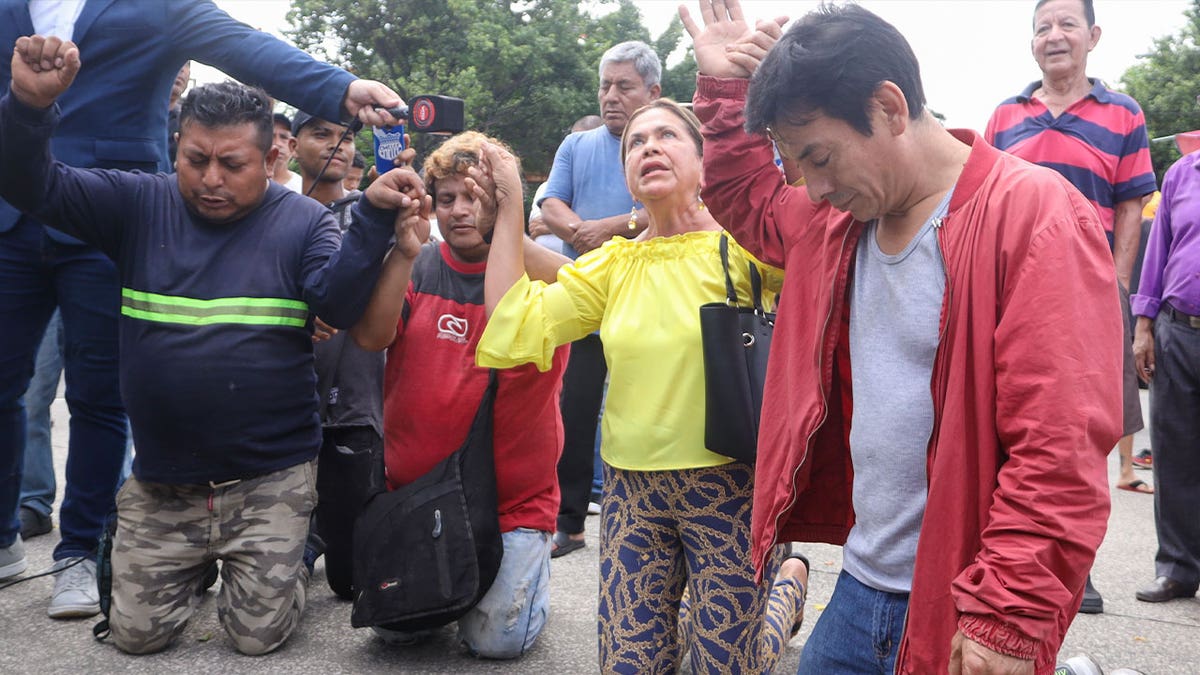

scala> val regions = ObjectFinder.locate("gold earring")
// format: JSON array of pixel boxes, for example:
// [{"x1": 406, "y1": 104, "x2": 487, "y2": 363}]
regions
[{"x1": 628, "y1": 207, "x2": 638, "y2": 230}]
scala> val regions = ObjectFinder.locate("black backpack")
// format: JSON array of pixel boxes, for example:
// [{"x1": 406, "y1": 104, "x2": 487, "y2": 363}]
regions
[{"x1": 350, "y1": 372, "x2": 503, "y2": 631}]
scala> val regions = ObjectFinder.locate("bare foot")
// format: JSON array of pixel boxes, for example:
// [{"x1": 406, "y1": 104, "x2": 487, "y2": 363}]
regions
[
  {"x1": 778, "y1": 557, "x2": 809, "y2": 587},
  {"x1": 1117, "y1": 467, "x2": 1141, "y2": 488},
  {"x1": 1116, "y1": 479, "x2": 1154, "y2": 494}
]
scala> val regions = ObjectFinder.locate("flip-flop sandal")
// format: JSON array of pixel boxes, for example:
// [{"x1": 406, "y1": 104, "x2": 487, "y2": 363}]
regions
[
  {"x1": 551, "y1": 530, "x2": 586, "y2": 558},
  {"x1": 1117, "y1": 479, "x2": 1154, "y2": 494}
]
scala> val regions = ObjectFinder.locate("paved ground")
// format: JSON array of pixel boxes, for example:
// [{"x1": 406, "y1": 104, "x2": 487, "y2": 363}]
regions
[{"x1": 0, "y1": 390, "x2": 1197, "y2": 673}]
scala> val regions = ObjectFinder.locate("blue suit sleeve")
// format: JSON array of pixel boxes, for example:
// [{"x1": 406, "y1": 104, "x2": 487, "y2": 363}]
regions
[
  {"x1": 171, "y1": 0, "x2": 356, "y2": 124},
  {"x1": 302, "y1": 196, "x2": 396, "y2": 329},
  {"x1": 0, "y1": 92, "x2": 133, "y2": 258}
]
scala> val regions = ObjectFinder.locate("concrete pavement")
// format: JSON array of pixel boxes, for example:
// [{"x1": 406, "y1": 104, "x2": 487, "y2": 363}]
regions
[{"x1": 0, "y1": 390, "x2": 1197, "y2": 673}]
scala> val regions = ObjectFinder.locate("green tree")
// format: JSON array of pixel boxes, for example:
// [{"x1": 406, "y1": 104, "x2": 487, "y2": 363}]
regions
[
  {"x1": 285, "y1": 0, "x2": 696, "y2": 181},
  {"x1": 655, "y1": 16, "x2": 698, "y2": 104},
  {"x1": 1121, "y1": 0, "x2": 1200, "y2": 181}
]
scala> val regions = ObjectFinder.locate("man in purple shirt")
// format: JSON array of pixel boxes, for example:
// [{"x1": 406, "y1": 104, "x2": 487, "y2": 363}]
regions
[{"x1": 1131, "y1": 149, "x2": 1200, "y2": 604}]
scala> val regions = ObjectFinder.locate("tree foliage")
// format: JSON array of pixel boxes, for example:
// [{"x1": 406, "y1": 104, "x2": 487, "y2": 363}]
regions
[
  {"x1": 1120, "y1": 0, "x2": 1200, "y2": 181},
  {"x1": 285, "y1": 0, "x2": 697, "y2": 179}
]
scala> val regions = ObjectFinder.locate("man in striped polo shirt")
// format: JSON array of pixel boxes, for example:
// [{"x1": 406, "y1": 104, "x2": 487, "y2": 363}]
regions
[{"x1": 986, "y1": 0, "x2": 1158, "y2": 615}]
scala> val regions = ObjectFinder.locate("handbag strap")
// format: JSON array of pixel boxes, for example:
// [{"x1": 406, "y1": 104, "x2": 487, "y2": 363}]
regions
[
  {"x1": 748, "y1": 261, "x2": 765, "y2": 315},
  {"x1": 719, "y1": 234, "x2": 738, "y2": 306},
  {"x1": 720, "y1": 233, "x2": 768, "y2": 314}
]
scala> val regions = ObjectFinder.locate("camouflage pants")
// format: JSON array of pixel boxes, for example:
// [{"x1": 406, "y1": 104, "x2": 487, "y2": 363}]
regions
[{"x1": 109, "y1": 460, "x2": 317, "y2": 655}]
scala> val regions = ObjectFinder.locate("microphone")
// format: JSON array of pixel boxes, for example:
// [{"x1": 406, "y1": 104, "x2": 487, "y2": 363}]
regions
[{"x1": 370, "y1": 95, "x2": 466, "y2": 174}]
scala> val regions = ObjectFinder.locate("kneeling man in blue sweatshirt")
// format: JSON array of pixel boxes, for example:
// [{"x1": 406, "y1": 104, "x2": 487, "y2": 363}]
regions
[{"x1": 0, "y1": 36, "x2": 431, "y2": 655}]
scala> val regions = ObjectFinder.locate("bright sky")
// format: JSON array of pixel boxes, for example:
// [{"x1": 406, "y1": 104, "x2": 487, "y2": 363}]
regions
[{"x1": 205, "y1": 0, "x2": 1193, "y2": 131}]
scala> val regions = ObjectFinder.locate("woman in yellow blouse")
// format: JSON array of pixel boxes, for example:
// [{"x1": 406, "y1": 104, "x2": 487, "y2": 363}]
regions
[{"x1": 475, "y1": 99, "x2": 807, "y2": 673}]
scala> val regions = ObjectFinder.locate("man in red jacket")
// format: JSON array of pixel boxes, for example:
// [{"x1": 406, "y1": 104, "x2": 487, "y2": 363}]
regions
[{"x1": 681, "y1": 2, "x2": 1122, "y2": 673}]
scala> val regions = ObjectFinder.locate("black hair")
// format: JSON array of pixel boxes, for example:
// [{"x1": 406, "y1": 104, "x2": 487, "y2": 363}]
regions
[
  {"x1": 744, "y1": 4, "x2": 926, "y2": 137},
  {"x1": 352, "y1": 150, "x2": 366, "y2": 169},
  {"x1": 179, "y1": 82, "x2": 275, "y2": 155},
  {"x1": 273, "y1": 112, "x2": 292, "y2": 129},
  {"x1": 1034, "y1": 0, "x2": 1094, "y2": 28}
]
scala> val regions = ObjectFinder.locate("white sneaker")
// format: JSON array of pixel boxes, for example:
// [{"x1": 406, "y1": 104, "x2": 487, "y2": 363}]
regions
[
  {"x1": 48, "y1": 557, "x2": 100, "y2": 619},
  {"x1": 0, "y1": 536, "x2": 27, "y2": 580},
  {"x1": 587, "y1": 501, "x2": 601, "y2": 515}
]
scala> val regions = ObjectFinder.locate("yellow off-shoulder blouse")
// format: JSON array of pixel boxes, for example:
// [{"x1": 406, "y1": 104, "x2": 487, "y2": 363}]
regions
[{"x1": 477, "y1": 230, "x2": 782, "y2": 471}]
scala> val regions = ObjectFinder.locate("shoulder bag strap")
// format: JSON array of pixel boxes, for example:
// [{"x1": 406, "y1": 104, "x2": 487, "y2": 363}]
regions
[
  {"x1": 719, "y1": 234, "x2": 740, "y2": 306},
  {"x1": 748, "y1": 262, "x2": 766, "y2": 315}
]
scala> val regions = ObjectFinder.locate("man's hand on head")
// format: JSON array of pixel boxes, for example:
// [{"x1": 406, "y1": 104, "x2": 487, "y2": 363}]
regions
[
  {"x1": 10, "y1": 35, "x2": 81, "y2": 109},
  {"x1": 343, "y1": 80, "x2": 406, "y2": 128}
]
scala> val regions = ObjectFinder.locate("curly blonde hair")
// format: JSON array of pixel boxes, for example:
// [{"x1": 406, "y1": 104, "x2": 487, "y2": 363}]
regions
[{"x1": 422, "y1": 131, "x2": 520, "y2": 198}]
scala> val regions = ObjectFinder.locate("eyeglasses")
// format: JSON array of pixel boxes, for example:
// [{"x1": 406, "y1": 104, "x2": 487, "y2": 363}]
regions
[{"x1": 765, "y1": 125, "x2": 797, "y2": 162}]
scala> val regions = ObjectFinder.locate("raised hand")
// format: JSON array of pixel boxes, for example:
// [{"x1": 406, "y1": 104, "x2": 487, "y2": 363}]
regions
[
  {"x1": 364, "y1": 166, "x2": 431, "y2": 259},
  {"x1": 10, "y1": 35, "x2": 81, "y2": 109},
  {"x1": 392, "y1": 207, "x2": 431, "y2": 260},
  {"x1": 679, "y1": 0, "x2": 786, "y2": 78}
]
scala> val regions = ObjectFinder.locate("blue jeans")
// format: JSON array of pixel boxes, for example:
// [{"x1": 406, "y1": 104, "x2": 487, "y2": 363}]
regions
[
  {"x1": 457, "y1": 528, "x2": 551, "y2": 659},
  {"x1": 589, "y1": 380, "x2": 608, "y2": 503},
  {"x1": 18, "y1": 309, "x2": 64, "y2": 517},
  {"x1": 376, "y1": 528, "x2": 552, "y2": 659},
  {"x1": 0, "y1": 221, "x2": 128, "y2": 560},
  {"x1": 796, "y1": 571, "x2": 910, "y2": 675}
]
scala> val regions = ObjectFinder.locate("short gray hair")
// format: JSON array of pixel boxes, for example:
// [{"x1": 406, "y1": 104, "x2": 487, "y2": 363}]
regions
[{"x1": 599, "y1": 41, "x2": 662, "y2": 88}]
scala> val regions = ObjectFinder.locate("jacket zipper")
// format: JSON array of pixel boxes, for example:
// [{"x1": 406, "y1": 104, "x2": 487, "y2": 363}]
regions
[
  {"x1": 894, "y1": 214, "x2": 954, "y2": 673},
  {"x1": 927, "y1": 216, "x2": 953, "y2": 490},
  {"x1": 767, "y1": 224, "x2": 856, "y2": 570}
]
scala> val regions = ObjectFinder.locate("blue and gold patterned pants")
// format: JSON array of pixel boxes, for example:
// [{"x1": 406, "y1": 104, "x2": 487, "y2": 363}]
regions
[{"x1": 598, "y1": 462, "x2": 805, "y2": 674}]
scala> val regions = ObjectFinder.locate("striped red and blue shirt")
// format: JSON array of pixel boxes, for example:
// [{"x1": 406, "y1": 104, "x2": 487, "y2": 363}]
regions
[{"x1": 986, "y1": 79, "x2": 1157, "y2": 232}]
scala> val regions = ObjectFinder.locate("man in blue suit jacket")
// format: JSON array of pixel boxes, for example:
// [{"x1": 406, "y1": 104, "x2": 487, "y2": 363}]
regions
[{"x1": 0, "y1": 0, "x2": 405, "y2": 620}]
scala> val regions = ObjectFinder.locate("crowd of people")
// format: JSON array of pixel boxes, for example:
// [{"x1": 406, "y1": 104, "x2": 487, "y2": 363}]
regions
[{"x1": 0, "y1": 0, "x2": 1196, "y2": 673}]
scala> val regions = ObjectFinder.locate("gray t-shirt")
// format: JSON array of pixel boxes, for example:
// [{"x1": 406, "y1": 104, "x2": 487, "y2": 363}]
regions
[{"x1": 842, "y1": 190, "x2": 951, "y2": 594}]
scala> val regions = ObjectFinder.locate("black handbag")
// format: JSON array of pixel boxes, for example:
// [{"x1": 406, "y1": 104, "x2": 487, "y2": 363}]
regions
[
  {"x1": 699, "y1": 235, "x2": 775, "y2": 464},
  {"x1": 350, "y1": 372, "x2": 503, "y2": 631}
]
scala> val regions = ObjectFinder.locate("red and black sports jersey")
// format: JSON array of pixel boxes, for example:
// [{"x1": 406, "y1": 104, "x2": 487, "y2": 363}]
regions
[{"x1": 383, "y1": 242, "x2": 569, "y2": 533}]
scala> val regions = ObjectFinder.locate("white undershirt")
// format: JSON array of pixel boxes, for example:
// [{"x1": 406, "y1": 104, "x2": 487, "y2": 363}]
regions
[{"x1": 28, "y1": 0, "x2": 87, "y2": 40}]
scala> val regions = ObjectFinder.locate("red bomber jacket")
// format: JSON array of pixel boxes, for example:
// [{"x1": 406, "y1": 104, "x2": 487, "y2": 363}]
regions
[{"x1": 695, "y1": 75, "x2": 1122, "y2": 674}]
